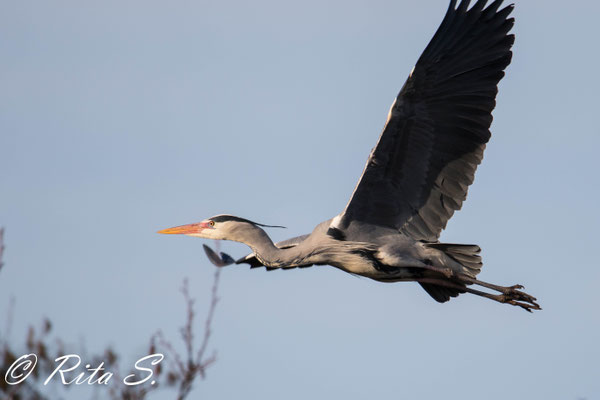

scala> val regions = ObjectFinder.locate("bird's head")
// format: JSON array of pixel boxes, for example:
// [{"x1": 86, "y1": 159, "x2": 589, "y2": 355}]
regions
[{"x1": 157, "y1": 214, "x2": 284, "y2": 242}]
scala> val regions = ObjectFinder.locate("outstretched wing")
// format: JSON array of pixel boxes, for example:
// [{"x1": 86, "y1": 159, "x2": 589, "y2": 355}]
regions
[
  {"x1": 236, "y1": 234, "x2": 310, "y2": 270},
  {"x1": 203, "y1": 244, "x2": 236, "y2": 267},
  {"x1": 338, "y1": 0, "x2": 514, "y2": 241}
]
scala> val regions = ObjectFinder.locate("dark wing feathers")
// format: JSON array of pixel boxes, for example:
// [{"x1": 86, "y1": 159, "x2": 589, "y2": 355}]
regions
[
  {"x1": 202, "y1": 244, "x2": 236, "y2": 267},
  {"x1": 419, "y1": 282, "x2": 465, "y2": 303},
  {"x1": 339, "y1": 0, "x2": 514, "y2": 241}
]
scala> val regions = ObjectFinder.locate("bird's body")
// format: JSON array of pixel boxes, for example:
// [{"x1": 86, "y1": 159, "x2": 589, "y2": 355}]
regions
[
  {"x1": 159, "y1": 0, "x2": 541, "y2": 311},
  {"x1": 236, "y1": 219, "x2": 475, "y2": 282}
]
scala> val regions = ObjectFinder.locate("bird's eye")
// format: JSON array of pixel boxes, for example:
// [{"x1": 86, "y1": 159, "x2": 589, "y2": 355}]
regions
[{"x1": 209, "y1": 220, "x2": 215, "y2": 227}]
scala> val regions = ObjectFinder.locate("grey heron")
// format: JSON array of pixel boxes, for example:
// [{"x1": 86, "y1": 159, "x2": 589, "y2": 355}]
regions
[{"x1": 159, "y1": 0, "x2": 540, "y2": 312}]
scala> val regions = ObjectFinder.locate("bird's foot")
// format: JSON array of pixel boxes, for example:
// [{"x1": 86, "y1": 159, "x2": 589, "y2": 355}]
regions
[
  {"x1": 506, "y1": 284, "x2": 523, "y2": 291},
  {"x1": 457, "y1": 275, "x2": 541, "y2": 312},
  {"x1": 497, "y1": 285, "x2": 541, "y2": 312}
]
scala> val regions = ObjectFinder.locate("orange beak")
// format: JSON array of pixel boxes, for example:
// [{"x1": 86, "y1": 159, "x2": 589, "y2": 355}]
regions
[{"x1": 157, "y1": 222, "x2": 211, "y2": 235}]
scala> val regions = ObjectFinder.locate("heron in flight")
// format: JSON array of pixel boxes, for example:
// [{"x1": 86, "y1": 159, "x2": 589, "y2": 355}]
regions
[{"x1": 159, "y1": 0, "x2": 540, "y2": 312}]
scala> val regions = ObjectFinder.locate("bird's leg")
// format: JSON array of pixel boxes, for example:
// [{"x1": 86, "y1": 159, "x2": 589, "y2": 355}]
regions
[
  {"x1": 456, "y1": 274, "x2": 540, "y2": 309},
  {"x1": 415, "y1": 278, "x2": 541, "y2": 312},
  {"x1": 414, "y1": 264, "x2": 455, "y2": 278}
]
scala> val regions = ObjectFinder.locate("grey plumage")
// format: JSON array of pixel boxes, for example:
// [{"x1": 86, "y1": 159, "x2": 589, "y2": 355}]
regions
[
  {"x1": 339, "y1": 0, "x2": 514, "y2": 243},
  {"x1": 160, "y1": 0, "x2": 540, "y2": 312}
]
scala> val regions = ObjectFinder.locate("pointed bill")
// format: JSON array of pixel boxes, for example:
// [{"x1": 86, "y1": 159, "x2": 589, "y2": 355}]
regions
[{"x1": 157, "y1": 222, "x2": 208, "y2": 235}]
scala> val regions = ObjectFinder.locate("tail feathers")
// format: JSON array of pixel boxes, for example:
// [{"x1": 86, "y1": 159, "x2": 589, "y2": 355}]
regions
[
  {"x1": 419, "y1": 282, "x2": 465, "y2": 303},
  {"x1": 426, "y1": 243, "x2": 483, "y2": 277},
  {"x1": 420, "y1": 243, "x2": 483, "y2": 303}
]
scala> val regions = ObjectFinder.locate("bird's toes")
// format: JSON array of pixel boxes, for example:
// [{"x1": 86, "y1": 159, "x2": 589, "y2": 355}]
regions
[{"x1": 501, "y1": 290, "x2": 541, "y2": 312}]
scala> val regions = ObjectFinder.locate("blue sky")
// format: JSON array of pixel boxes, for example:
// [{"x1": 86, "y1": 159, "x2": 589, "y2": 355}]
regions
[{"x1": 1, "y1": 0, "x2": 599, "y2": 399}]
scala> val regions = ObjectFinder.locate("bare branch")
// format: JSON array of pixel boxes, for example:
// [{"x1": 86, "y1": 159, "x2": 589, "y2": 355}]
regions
[
  {"x1": 196, "y1": 267, "x2": 221, "y2": 368},
  {"x1": 0, "y1": 227, "x2": 223, "y2": 400},
  {"x1": 175, "y1": 268, "x2": 222, "y2": 399}
]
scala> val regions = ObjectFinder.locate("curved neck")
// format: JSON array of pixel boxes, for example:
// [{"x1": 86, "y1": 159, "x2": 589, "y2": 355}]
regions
[{"x1": 232, "y1": 225, "x2": 297, "y2": 267}]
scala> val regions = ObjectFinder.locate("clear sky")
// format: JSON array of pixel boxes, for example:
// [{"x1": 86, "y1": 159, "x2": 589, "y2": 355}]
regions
[{"x1": 1, "y1": 0, "x2": 599, "y2": 399}]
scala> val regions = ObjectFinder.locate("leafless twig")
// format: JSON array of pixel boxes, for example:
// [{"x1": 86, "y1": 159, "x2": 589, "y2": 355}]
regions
[
  {"x1": 0, "y1": 225, "x2": 223, "y2": 400},
  {"x1": 157, "y1": 268, "x2": 221, "y2": 400}
]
